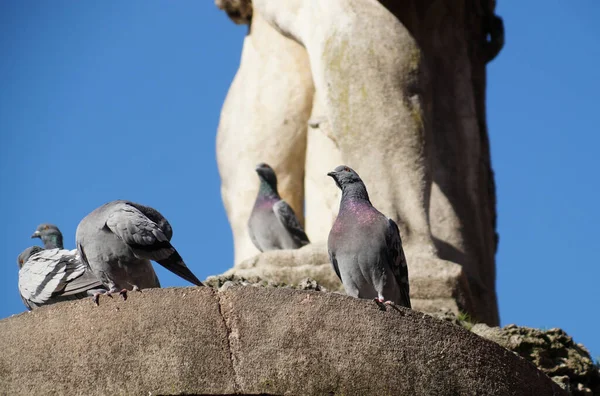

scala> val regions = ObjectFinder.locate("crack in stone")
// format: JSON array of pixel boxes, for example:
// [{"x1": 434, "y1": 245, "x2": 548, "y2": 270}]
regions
[{"x1": 215, "y1": 290, "x2": 240, "y2": 394}]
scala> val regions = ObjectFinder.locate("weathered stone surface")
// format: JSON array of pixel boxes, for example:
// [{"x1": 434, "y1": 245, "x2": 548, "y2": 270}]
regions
[
  {"x1": 204, "y1": 273, "x2": 329, "y2": 292},
  {"x1": 224, "y1": 242, "x2": 492, "y2": 320},
  {"x1": 431, "y1": 312, "x2": 600, "y2": 396},
  {"x1": 224, "y1": 243, "x2": 340, "y2": 290},
  {"x1": 216, "y1": 11, "x2": 314, "y2": 265},
  {"x1": 0, "y1": 287, "x2": 566, "y2": 395},
  {"x1": 304, "y1": 90, "x2": 343, "y2": 244},
  {"x1": 215, "y1": 0, "x2": 504, "y2": 326},
  {"x1": 471, "y1": 324, "x2": 600, "y2": 395},
  {"x1": 0, "y1": 287, "x2": 234, "y2": 395}
]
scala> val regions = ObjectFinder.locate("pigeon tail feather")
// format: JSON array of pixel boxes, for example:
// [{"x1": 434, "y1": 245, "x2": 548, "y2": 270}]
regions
[{"x1": 156, "y1": 251, "x2": 204, "y2": 287}]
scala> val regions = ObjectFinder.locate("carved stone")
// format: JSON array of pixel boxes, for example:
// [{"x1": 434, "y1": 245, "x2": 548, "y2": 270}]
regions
[
  {"x1": 216, "y1": 11, "x2": 314, "y2": 265},
  {"x1": 215, "y1": 0, "x2": 504, "y2": 325}
]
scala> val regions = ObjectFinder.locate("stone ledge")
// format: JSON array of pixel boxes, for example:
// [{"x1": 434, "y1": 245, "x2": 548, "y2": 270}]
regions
[
  {"x1": 0, "y1": 287, "x2": 565, "y2": 395},
  {"x1": 230, "y1": 243, "x2": 496, "y2": 324}
]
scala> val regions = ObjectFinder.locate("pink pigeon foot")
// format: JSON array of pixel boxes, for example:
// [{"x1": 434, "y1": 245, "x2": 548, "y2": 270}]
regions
[
  {"x1": 373, "y1": 297, "x2": 386, "y2": 310},
  {"x1": 92, "y1": 291, "x2": 104, "y2": 306}
]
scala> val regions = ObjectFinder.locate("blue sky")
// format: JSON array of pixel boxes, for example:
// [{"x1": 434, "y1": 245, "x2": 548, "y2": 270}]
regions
[{"x1": 1, "y1": 2, "x2": 598, "y2": 360}]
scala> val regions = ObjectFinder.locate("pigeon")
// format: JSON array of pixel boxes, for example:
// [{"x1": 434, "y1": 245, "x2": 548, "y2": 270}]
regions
[
  {"x1": 248, "y1": 163, "x2": 310, "y2": 252},
  {"x1": 327, "y1": 165, "x2": 411, "y2": 308},
  {"x1": 31, "y1": 223, "x2": 64, "y2": 249},
  {"x1": 16, "y1": 246, "x2": 107, "y2": 310},
  {"x1": 75, "y1": 200, "x2": 203, "y2": 304}
]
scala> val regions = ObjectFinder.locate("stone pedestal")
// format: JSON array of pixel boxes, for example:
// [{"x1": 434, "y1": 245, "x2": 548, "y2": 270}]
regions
[
  {"x1": 215, "y1": 0, "x2": 504, "y2": 325},
  {"x1": 226, "y1": 244, "x2": 496, "y2": 324}
]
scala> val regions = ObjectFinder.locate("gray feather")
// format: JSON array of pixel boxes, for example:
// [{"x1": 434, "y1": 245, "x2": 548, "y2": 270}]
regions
[
  {"x1": 105, "y1": 203, "x2": 172, "y2": 261},
  {"x1": 273, "y1": 200, "x2": 310, "y2": 247},
  {"x1": 76, "y1": 200, "x2": 203, "y2": 295},
  {"x1": 17, "y1": 248, "x2": 105, "y2": 310},
  {"x1": 385, "y1": 219, "x2": 411, "y2": 308},
  {"x1": 328, "y1": 250, "x2": 342, "y2": 281}
]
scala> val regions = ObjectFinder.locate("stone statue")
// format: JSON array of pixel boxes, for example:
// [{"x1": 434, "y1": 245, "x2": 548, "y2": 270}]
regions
[{"x1": 215, "y1": 0, "x2": 504, "y2": 325}]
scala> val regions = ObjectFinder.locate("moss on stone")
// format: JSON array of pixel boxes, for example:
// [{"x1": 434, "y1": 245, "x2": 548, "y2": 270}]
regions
[{"x1": 431, "y1": 311, "x2": 600, "y2": 395}]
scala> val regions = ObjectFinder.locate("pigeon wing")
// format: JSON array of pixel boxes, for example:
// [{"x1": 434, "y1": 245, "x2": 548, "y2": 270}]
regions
[
  {"x1": 386, "y1": 218, "x2": 411, "y2": 308},
  {"x1": 105, "y1": 202, "x2": 174, "y2": 262},
  {"x1": 18, "y1": 249, "x2": 78, "y2": 305},
  {"x1": 59, "y1": 249, "x2": 105, "y2": 295},
  {"x1": 328, "y1": 249, "x2": 342, "y2": 281},
  {"x1": 273, "y1": 200, "x2": 310, "y2": 246},
  {"x1": 106, "y1": 202, "x2": 203, "y2": 286}
]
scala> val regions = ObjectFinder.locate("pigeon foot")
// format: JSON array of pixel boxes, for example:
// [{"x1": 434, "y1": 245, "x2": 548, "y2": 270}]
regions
[
  {"x1": 92, "y1": 288, "x2": 129, "y2": 304},
  {"x1": 373, "y1": 298, "x2": 386, "y2": 311},
  {"x1": 92, "y1": 292, "x2": 103, "y2": 306},
  {"x1": 92, "y1": 290, "x2": 111, "y2": 306}
]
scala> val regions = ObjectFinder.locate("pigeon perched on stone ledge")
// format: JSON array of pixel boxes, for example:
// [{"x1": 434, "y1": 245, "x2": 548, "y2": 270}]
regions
[
  {"x1": 248, "y1": 163, "x2": 310, "y2": 252},
  {"x1": 327, "y1": 165, "x2": 411, "y2": 308},
  {"x1": 31, "y1": 223, "x2": 64, "y2": 249},
  {"x1": 76, "y1": 200, "x2": 203, "y2": 305},
  {"x1": 17, "y1": 246, "x2": 106, "y2": 310}
]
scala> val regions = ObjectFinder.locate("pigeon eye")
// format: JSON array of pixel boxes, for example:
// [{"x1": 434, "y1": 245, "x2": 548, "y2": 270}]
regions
[
  {"x1": 19, "y1": 259, "x2": 23, "y2": 264},
  {"x1": 344, "y1": 167, "x2": 350, "y2": 172},
  {"x1": 43, "y1": 225, "x2": 49, "y2": 230}
]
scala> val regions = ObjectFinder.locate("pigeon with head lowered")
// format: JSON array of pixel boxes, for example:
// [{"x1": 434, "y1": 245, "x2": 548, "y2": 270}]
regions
[
  {"x1": 327, "y1": 165, "x2": 411, "y2": 308},
  {"x1": 31, "y1": 223, "x2": 64, "y2": 249},
  {"x1": 248, "y1": 163, "x2": 310, "y2": 252},
  {"x1": 76, "y1": 200, "x2": 203, "y2": 304},
  {"x1": 17, "y1": 246, "x2": 107, "y2": 310}
]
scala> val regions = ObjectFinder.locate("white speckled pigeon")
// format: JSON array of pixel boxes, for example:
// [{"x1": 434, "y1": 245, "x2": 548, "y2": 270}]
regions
[
  {"x1": 17, "y1": 246, "x2": 107, "y2": 310},
  {"x1": 248, "y1": 163, "x2": 310, "y2": 252},
  {"x1": 76, "y1": 200, "x2": 203, "y2": 304},
  {"x1": 31, "y1": 223, "x2": 64, "y2": 249},
  {"x1": 327, "y1": 165, "x2": 411, "y2": 308}
]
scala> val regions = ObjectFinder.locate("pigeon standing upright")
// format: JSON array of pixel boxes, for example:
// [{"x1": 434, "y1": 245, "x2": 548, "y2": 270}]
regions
[
  {"x1": 31, "y1": 223, "x2": 64, "y2": 249},
  {"x1": 76, "y1": 200, "x2": 203, "y2": 304},
  {"x1": 16, "y1": 246, "x2": 106, "y2": 310},
  {"x1": 326, "y1": 165, "x2": 411, "y2": 308},
  {"x1": 248, "y1": 163, "x2": 310, "y2": 252}
]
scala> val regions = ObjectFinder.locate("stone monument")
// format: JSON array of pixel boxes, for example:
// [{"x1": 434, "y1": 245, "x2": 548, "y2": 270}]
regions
[{"x1": 215, "y1": 0, "x2": 505, "y2": 325}]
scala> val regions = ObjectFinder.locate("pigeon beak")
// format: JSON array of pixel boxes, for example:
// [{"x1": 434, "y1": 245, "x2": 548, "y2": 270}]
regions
[
  {"x1": 31, "y1": 231, "x2": 41, "y2": 239},
  {"x1": 327, "y1": 171, "x2": 336, "y2": 178}
]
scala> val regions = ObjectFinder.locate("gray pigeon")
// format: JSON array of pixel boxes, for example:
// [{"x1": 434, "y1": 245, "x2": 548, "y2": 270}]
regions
[
  {"x1": 76, "y1": 200, "x2": 203, "y2": 304},
  {"x1": 17, "y1": 246, "x2": 107, "y2": 310},
  {"x1": 31, "y1": 223, "x2": 64, "y2": 249},
  {"x1": 248, "y1": 163, "x2": 310, "y2": 252},
  {"x1": 327, "y1": 165, "x2": 411, "y2": 308}
]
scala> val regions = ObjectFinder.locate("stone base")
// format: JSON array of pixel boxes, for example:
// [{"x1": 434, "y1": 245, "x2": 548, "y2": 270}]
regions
[
  {"x1": 0, "y1": 287, "x2": 564, "y2": 395},
  {"x1": 221, "y1": 243, "x2": 498, "y2": 325},
  {"x1": 223, "y1": 243, "x2": 340, "y2": 289}
]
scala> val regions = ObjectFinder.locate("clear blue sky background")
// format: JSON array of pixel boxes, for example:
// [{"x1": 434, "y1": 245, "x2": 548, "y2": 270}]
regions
[{"x1": 1, "y1": 2, "x2": 598, "y2": 360}]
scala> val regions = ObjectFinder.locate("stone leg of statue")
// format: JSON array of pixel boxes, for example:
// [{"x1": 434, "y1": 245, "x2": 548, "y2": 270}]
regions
[
  {"x1": 216, "y1": 12, "x2": 315, "y2": 265},
  {"x1": 216, "y1": 0, "x2": 503, "y2": 325}
]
